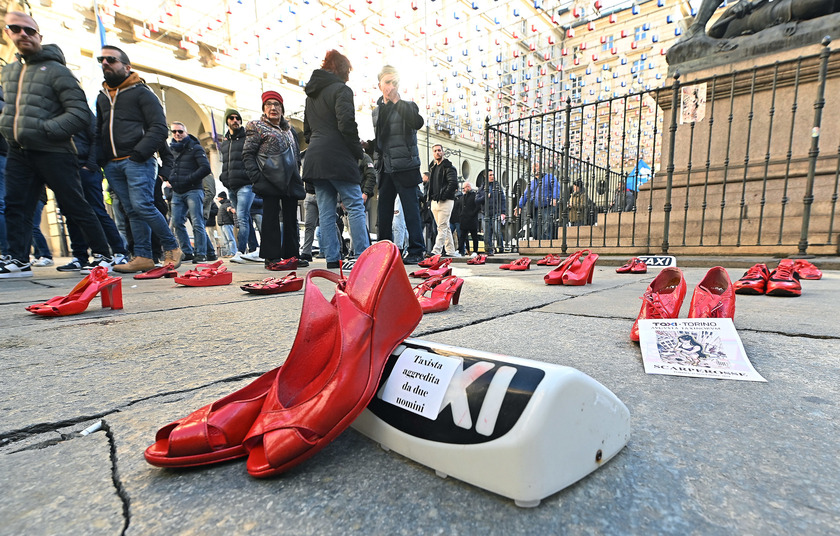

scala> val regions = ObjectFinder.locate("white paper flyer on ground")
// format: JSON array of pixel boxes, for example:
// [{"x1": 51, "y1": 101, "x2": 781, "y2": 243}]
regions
[{"x1": 638, "y1": 318, "x2": 765, "y2": 382}]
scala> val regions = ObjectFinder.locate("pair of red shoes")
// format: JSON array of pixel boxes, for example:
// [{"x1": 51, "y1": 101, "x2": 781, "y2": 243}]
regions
[
  {"x1": 467, "y1": 254, "x2": 487, "y2": 265},
  {"x1": 240, "y1": 273, "x2": 304, "y2": 295},
  {"x1": 414, "y1": 274, "x2": 465, "y2": 313},
  {"x1": 266, "y1": 257, "x2": 302, "y2": 271},
  {"x1": 500, "y1": 257, "x2": 531, "y2": 270},
  {"x1": 134, "y1": 263, "x2": 178, "y2": 280},
  {"x1": 536, "y1": 254, "x2": 563, "y2": 266},
  {"x1": 144, "y1": 242, "x2": 423, "y2": 477},
  {"x1": 630, "y1": 266, "x2": 735, "y2": 342},
  {"x1": 410, "y1": 258, "x2": 452, "y2": 278},
  {"x1": 616, "y1": 257, "x2": 648, "y2": 274},
  {"x1": 734, "y1": 259, "x2": 821, "y2": 297},
  {"x1": 174, "y1": 260, "x2": 232, "y2": 287},
  {"x1": 544, "y1": 250, "x2": 599, "y2": 285},
  {"x1": 26, "y1": 266, "x2": 123, "y2": 317}
]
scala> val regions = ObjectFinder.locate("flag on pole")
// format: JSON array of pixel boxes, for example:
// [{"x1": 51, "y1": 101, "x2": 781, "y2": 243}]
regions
[
  {"x1": 210, "y1": 111, "x2": 221, "y2": 151},
  {"x1": 94, "y1": 0, "x2": 108, "y2": 47}
]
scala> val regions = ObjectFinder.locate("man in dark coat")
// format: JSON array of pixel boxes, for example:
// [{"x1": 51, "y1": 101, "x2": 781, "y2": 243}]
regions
[
  {"x1": 372, "y1": 65, "x2": 426, "y2": 264},
  {"x1": 459, "y1": 181, "x2": 481, "y2": 255},
  {"x1": 219, "y1": 108, "x2": 259, "y2": 262},
  {"x1": 0, "y1": 12, "x2": 112, "y2": 278},
  {"x1": 427, "y1": 143, "x2": 459, "y2": 257},
  {"x1": 476, "y1": 169, "x2": 506, "y2": 255},
  {"x1": 167, "y1": 121, "x2": 211, "y2": 263}
]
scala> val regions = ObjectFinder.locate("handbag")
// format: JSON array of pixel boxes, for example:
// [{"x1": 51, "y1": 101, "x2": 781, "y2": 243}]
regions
[{"x1": 256, "y1": 143, "x2": 306, "y2": 200}]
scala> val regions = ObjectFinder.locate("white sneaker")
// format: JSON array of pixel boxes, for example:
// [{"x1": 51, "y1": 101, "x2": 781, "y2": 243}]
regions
[
  {"x1": 448, "y1": 252, "x2": 462, "y2": 258},
  {"x1": 33, "y1": 257, "x2": 54, "y2": 267},
  {"x1": 241, "y1": 251, "x2": 264, "y2": 262},
  {"x1": 229, "y1": 252, "x2": 246, "y2": 264},
  {"x1": 80, "y1": 254, "x2": 115, "y2": 275}
]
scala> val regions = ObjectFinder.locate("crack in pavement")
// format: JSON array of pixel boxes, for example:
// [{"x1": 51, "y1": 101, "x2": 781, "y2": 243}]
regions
[{"x1": 102, "y1": 420, "x2": 131, "y2": 536}]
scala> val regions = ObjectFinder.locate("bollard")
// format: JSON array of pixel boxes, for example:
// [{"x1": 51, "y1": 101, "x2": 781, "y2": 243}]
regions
[{"x1": 352, "y1": 338, "x2": 631, "y2": 507}]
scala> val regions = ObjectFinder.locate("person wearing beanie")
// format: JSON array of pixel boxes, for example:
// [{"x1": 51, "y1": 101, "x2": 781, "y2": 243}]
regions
[
  {"x1": 215, "y1": 190, "x2": 236, "y2": 256},
  {"x1": 219, "y1": 106, "x2": 259, "y2": 263},
  {"x1": 241, "y1": 90, "x2": 306, "y2": 267}
]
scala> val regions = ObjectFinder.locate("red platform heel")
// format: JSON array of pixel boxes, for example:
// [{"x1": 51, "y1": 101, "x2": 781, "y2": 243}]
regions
[
  {"x1": 417, "y1": 275, "x2": 465, "y2": 313},
  {"x1": 543, "y1": 250, "x2": 584, "y2": 285},
  {"x1": 241, "y1": 273, "x2": 304, "y2": 295},
  {"x1": 174, "y1": 262, "x2": 232, "y2": 287},
  {"x1": 688, "y1": 267, "x2": 735, "y2": 319},
  {"x1": 631, "y1": 267, "x2": 687, "y2": 342},
  {"x1": 27, "y1": 267, "x2": 123, "y2": 317},
  {"x1": 144, "y1": 367, "x2": 281, "y2": 467},
  {"x1": 242, "y1": 241, "x2": 422, "y2": 478},
  {"x1": 562, "y1": 251, "x2": 599, "y2": 286}
]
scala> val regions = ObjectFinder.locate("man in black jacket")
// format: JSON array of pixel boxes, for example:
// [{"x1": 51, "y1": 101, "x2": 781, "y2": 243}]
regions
[
  {"x1": 96, "y1": 44, "x2": 181, "y2": 273},
  {"x1": 219, "y1": 108, "x2": 259, "y2": 263},
  {"x1": 0, "y1": 12, "x2": 113, "y2": 278},
  {"x1": 427, "y1": 144, "x2": 460, "y2": 257},
  {"x1": 167, "y1": 121, "x2": 211, "y2": 263},
  {"x1": 372, "y1": 65, "x2": 426, "y2": 264}
]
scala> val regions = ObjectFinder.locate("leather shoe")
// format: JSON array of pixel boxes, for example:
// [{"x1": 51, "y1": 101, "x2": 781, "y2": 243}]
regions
[
  {"x1": 688, "y1": 267, "x2": 735, "y2": 319},
  {"x1": 631, "y1": 267, "x2": 686, "y2": 342},
  {"x1": 114, "y1": 256, "x2": 155, "y2": 273}
]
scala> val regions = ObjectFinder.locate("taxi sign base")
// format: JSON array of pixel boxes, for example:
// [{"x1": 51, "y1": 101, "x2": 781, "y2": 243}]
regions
[{"x1": 352, "y1": 339, "x2": 631, "y2": 507}]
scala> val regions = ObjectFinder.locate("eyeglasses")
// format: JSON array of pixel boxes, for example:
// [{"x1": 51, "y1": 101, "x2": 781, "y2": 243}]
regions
[
  {"x1": 96, "y1": 56, "x2": 122, "y2": 65},
  {"x1": 5, "y1": 24, "x2": 38, "y2": 37},
  {"x1": 264, "y1": 102, "x2": 282, "y2": 109},
  {"x1": 171, "y1": 129, "x2": 184, "y2": 134}
]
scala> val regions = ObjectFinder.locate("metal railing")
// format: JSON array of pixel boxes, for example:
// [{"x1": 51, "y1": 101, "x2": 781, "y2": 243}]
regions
[{"x1": 484, "y1": 39, "x2": 839, "y2": 256}]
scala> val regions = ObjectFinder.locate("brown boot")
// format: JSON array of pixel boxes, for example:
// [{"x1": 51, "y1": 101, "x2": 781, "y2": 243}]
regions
[
  {"x1": 163, "y1": 247, "x2": 183, "y2": 270},
  {"x1": 114, "y1": 256, "x2": 155, "y2": 273}
]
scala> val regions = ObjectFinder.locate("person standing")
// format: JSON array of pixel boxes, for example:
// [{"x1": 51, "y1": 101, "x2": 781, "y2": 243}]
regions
[
  {"x1": 167, "y1": 121, "x2": 211, "y2": 263},
  {"x1": 215, "y1": 191, "x2": 236, "y2": 256},
  {"x1": 515, "y1": 162, "x2": 559, "y2": 240},
  {"x1": 476, "y1": 169, "x2": 506, "y2": 255},
  {"x1": 0, "y1": 12, "x2": 113, "y2": 278},
  {"x1": 420, "y1": 171, "x2": 436, "y2": 253},
  {"x1": 459, "y1": 181, "x2": 481, "y2": 256},
  {"x1": 302, "y1": 50, "x2": 369, "y2": 269},
  {"x1": 372, "y1": 65, "x2": 426, "y2": 265},
  {"x1": 95, "y1": 44, "x2": 181, "y2": 272},
  {"x1": 241, "y1": 90, "x2": 304, "y2": 267},
  {"x1": 426, "y1": 144, "x2": 459, "y2": 257},
  {"x1": 219, "y1": 108, "x2": 260, "y2": 263}
]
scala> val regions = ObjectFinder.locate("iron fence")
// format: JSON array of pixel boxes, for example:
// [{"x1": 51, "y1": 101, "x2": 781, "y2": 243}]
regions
[{"x1": 484, "y1": 40, "x2": 840, "y2": 256}]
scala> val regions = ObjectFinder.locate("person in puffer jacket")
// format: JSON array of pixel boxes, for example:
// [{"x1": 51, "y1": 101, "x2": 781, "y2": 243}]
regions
[
  {"x1": 167, "y1": 122, "x2": 211, "y2": 263},
  {"x1": 0, "y1": 11, "x2": 112, "y2": 279}
]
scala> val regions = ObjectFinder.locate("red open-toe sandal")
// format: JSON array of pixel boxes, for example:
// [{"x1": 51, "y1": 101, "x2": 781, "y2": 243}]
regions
[
  {"x1": 242, "y1": 241, "x2": 422, "y2": 478},
  {"x1": 174, "y1": 262, "x2": 232, "y2": 287},
  {"x1": 27, "y1": 267, "x2": 122, "y2": 316},
  {"x1": 417, "y1": 254, "x2": 441, "y2": 268},
  {"x1": 500, "y1": 257, "x2": 531, "y2": 270},
  {"x1": 241, "y1": 273, "x2": 304, "y2": 295},
  {"x1": 544, "y1": 250, "x2": 585, "y2": 285},
  {"x1": 417, "y1": 275, "x2": 465, "y2": 313}
]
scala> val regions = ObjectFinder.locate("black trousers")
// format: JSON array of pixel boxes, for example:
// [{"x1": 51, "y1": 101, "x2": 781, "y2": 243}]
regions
[
  {"x1": 4, "y1": 147, "x2": 109, "y2": 262},
  {"x1": 259, "y1": 194, "x2": 299, "y2": 261}
]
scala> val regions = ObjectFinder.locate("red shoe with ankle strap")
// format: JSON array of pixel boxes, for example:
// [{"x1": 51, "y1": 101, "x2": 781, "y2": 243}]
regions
[
  {"x1": 418, "y1": 254, "x2": 442, "y2": 268},
  {"x1": 631, "y1": 267, "x2": 687, "y2": 342},
  {"x1": 26, "y1": 267, "x2": 122, "y2": 316},
  {"x1": 536, "y1": 254, "x2": 561, "y2": 266},
  {"x1": 733, "y1": 263, "x2": 770, "y2": 295},
  {"x1": 793, "y1": 259, "x2": 822, "y2": 280},
  {"x1": 501, "y1": 257, "x2": 531, "y2": 270},
  {"x1": 766, "y1": 259, "x2": 802, "y2": 297},
  {"x1": 688, "y1": 267, "x2": 735, "y2": 319},
  {"x1": 417, "y1": 275, "x2": 465, "y2": 313},
  {"x1": 544, "y1": 250, "x2": 584, "y2": 285},
  {"x1": 243, "y1": 241, "x2": 422, "y2": 478},
  {"x1": 561, "y1": 251, "x2": 599, "y2": 286}
]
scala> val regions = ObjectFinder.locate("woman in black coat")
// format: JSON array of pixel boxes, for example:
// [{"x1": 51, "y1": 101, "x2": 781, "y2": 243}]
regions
[
  {"x1": 459, "y1": 181, "x2": 481, "y2": 255},
  {"x1": 301, "y1": 50, "x2": 369, "y2": 269}
]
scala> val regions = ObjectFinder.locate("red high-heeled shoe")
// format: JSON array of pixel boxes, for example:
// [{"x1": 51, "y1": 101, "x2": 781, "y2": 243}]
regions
[
  {"x1": 466, "y1": 254, "x2": 486, "y2": 265},
  {"x1": 27, "y1": 267, "x2": 122, "y2": 317},
  {"x1": 500, "y1": 257, "x2": 531, "y2": 270},
  {"x1": 242, "y1": 241, "x2": 422, "y2": 478},
  {"x1": 536, "y1": 254, "x2": 561, "y2": 266},
  {"x1": 241, "y1": 273, "x2": 304, "y2": 295},
  {"x1": 144, "y1": 366, "x2": 281, "y2": 467},
  {"x1": 417, "y1": 254, "x2": 442, "y2": 268},
  {"x1": 175, "y1": 262, "x2": 232, "y2": 287},
  {"x1": 417, "y1": 275, "x2": 464, "y2": 313},
  {"x1": 410, "y1": 258, "x2": 452, "y2": 278},
  {"x1": 562, "y1": 251, "x2": 599, "y2": 285},
  {"x1": 631, "y1": 267, "x2": 687, "y2": 342},
  {"x1": 616, "y1": 257, "x2": 647, "y2": 274},
  {"x1": 543, "y1": 250, "x2": 584, "y2": 285},
  {"x1": 688, "y1": 266, "x2": 735, "y2": 319},
  {"x1": 134, "y1": 263, "x2": 178, "y2": 280}
]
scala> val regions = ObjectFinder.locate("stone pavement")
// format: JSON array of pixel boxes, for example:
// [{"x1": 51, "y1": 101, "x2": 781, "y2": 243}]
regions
[{"x1": 1, "y1": 254, "x2": 838, "y2": 535}]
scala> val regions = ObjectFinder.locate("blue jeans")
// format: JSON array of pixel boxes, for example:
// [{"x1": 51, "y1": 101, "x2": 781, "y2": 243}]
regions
[
  {"x1": 171, "y1": 188, "x2": 207, "y2": 256},
  {"x1": 221, "y1": 224, "x2": 237, "y2": 255},
  {"x1": 67, "y1": 166, "x2": 127, "y2": 261},
  {"x1": 104, "y1": 158, "x2": 178, "y2": 259},
  {"x1": 230, "y1": 184, "x2": 255, "y2": 253},
  {"x1": 314, "y1": 180, "x2": 370, "y2": 263},
  {"x1": 31, "y1": 199, "x2": 52, "y2": 259},
  {"x1": 484, "y1": 215, "x2": 503, "y2": 253},
  {"x1": 0, "y1": 154, "x2": 7, "y2": 255}
]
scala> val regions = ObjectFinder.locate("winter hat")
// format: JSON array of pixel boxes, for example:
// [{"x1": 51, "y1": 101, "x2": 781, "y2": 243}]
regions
[
  {"x1": 217, "y1": 191, "x2": 227, "y2": 199},
  {"x1": 261, "y1": 91, "x2": 284, "y2": 111},
  {"x1": 224, "y1": 108, "x2": 241, "y2": 121}
]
